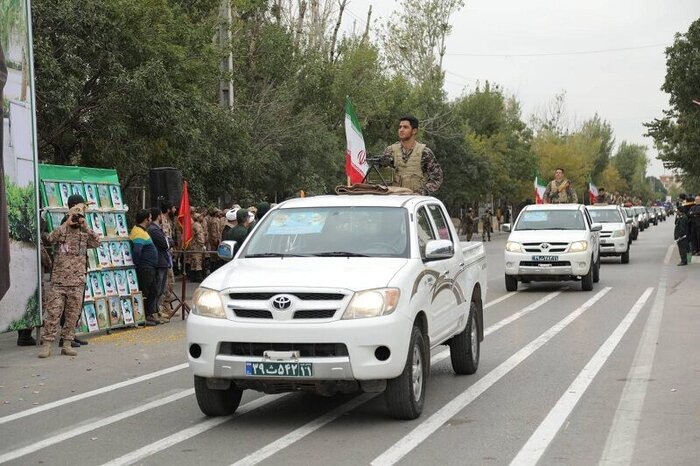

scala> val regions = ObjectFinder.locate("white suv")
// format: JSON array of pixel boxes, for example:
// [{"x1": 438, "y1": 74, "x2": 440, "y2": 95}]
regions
[
  {"x1": 586, "y1": 205, "x2": 632, "y2": 263},
  {"x1": 502, "y1": 204, "x2": 601, "y2": 291}
]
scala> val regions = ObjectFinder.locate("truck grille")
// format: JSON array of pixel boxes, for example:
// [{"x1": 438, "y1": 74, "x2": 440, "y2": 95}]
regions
[
  {"x1": 233, "y1": 309, "x2": 273, "y2": 319},
  {"x1": 229, "y1": 292, "x2": 345, "y2": 301},
  {"x1": 293, "y1": 309, "x2": 337, "y2": 319},
  {"x1": 523, "y1": 242, "x2": 569, "y2": 253},
  {"x1": 219, "y1": 342, "x2": 349, "y2": 357},
  {"x1": 520, "y1": 261, "x2": 571, "y2": 267},
  {"x1": 599, "y1": 231, "x2": 613, "y2": 238}
]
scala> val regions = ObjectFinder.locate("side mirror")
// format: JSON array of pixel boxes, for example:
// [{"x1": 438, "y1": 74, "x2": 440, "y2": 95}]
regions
[
  {"x1": 591, "y1": 224, "x2": 603, "y2": 232},
  {"x1": 502, "y1": 223, "x2": 511, "y2": 233},
  {"x1": 424, "y1": 239, "x2": 454, "y2": 260},
  {"x1": 625, "y1": 218, "x2": 633, "y2": 225},
  {"x1": 217, "y1": 241, "x2": 237, "y2": 261}
]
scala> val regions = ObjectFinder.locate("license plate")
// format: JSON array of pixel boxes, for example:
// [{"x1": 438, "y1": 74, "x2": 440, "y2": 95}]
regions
[
  {"x1": 532, "y1": 255, "x2": 558, "y2": 261},
  {"x1": 245, "y1": 361, "x2": 313, "y2": 377},
  {"x1": 600, "y1": 239, "x2": 609, "y2": 244}
]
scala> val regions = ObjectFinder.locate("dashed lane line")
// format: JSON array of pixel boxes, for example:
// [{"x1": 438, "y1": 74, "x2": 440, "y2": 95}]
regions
[
  {"x1": 0, "y1": 388, "x2": 194, "y2": 464},
  {"x1": 484, "y1": 291, "x2": 519, "y2": 309},
  {"x1": 101, "y1": 394, "x2": 287, "y2": 466},
  {"x1": 0, "y1": 363, "x2": 189, "y2": 426},
  {"x1": 510, "y1": 287, "x2": 654, "y2": 466},
  {"x1": 370, "y1": 287, "x2": 612, "y2": 466}
]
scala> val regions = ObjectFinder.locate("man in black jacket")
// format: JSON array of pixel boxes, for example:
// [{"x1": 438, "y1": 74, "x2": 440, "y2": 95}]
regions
[
  {"x1": 688, "y1": 195, "x2": 700, "y2": 255},
  {"x1": 148, "y1": 207, "x2": 171, "y2": 323}
]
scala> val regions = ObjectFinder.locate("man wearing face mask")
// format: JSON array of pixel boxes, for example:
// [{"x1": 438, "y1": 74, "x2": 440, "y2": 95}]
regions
[{"x1": 38, "y1": 194, "x2": 100, "y2": 358}]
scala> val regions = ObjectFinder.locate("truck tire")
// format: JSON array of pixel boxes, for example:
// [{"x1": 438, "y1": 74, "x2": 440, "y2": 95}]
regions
[
  {"x1": 505, "y1": 274, "x2": 518, "y2": 292},
  {"x1": 621, "y1": 249, "x2": 630, "y2": 264},
  {"x1": 385, "y1": 326, "x2": 428, "y2": 420},
  {"x1": 581, "y1": 263, "x2": 594, "y2": 291},
  {"x1": 593, "y1": 256, "x2": 600, "y2": 283},
  {"x1": 194, "y1": 376, "x2": 243, "y2": 417},
  {"x1": 449, "y1": 301, "x2": 480, "y2": 375}
]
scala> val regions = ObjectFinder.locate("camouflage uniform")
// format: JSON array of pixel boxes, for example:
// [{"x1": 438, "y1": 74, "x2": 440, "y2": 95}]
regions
[
  {"x1": 460, "y1": 210, "x2": 476, "y2": 241},
  {"x1": 481, "y1": 211, "x2": 493, "y2": 241},
  {"x1": 543, "y1": 179, "x2": 578, "y2": 204},
  {"x1": 43, "y1": 213, "x2": 100, "y2": 343},
  {"x1": 207, "y1": 211, "x2": 222, "y2": 251},
  {"x1": 158, "y1": 214, "x2": 175, "y2": 315},
  {"x1": 188, "y1": 215, "x2": 206, "y2": 272},
  {"x1": 380, "y1": 142, "x2": 443, "y2": 195}
]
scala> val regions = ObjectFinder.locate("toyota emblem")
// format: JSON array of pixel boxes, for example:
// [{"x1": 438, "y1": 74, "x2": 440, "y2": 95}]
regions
[
  {"x1": 540, "y1": 243, "x2": 550, "y2": 250},
  {"x1": 272, "y1": 295, "x2": 292, "y2": 310}
]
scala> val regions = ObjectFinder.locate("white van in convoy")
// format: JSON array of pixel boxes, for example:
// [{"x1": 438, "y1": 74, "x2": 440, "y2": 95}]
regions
[
  {"x1": 187, "y1": 194, "x2": 488, "y2": 420},
  {"x1": 586, "y1": 205, "x2": 633, "y2": 263}
]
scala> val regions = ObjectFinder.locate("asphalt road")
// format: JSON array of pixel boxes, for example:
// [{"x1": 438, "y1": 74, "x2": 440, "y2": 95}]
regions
[{"x1": 1, "y1": 217, "x2": 698, "y2": 466}]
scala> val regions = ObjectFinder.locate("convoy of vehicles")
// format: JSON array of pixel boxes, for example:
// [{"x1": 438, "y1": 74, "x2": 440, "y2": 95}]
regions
[
  {"x1": 188, "y1": 194, "x2": 487, "y2": 420},
  {"x1": 586, "y1": 205, "x2": 633, "y2": 263}
]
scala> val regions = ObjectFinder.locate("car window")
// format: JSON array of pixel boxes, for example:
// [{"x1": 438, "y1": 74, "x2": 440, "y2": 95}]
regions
[
  {"x1": 427, "y1": 204, "x2": 452, "y2": 241},
  {"x1": 583, "y1": 209, "x2": 592, "y2": 227},
  {"x1": 587, "y1": 209, "x2": 623, "y2": 223},
  {"x1": 416, "y1": 207, "x2": 436, "y2": 258},
  {"x1": 514, "y1": 209, "x2": 585, "y2": 230}
]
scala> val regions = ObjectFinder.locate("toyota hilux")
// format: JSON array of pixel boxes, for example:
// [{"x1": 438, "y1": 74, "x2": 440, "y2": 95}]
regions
[
  {"x1": 502, "y1": 204, "x2": 601, "y2": 291},
  {"x1": 187, "y1": 194, "x2": 487, "y2": 420},
  {"x1": 586, "y1": 205, "x2": 632, "y2": 263}
]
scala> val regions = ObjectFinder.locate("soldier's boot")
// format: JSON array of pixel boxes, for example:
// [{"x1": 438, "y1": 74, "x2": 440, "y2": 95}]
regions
[
  {"x1": 37, "y1": 342, "x2": 51, "y2": 358},
  {"x1": 61, "y1": 341, "x2": 78, "y2": 356}
]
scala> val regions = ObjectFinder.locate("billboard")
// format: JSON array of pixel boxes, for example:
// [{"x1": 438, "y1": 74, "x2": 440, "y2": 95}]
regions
[{"x1": 0, "y1": 0, "x2": 41, "y2": 332}]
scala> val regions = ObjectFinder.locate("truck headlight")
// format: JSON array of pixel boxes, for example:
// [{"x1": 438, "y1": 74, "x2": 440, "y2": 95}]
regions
[
  {"x1": 192, "y1": 288, "x2": 226, "y2": 319},
  {"x1": 611, "y1": 229, "x2": 626, "y2": 238},
  {"x1": 569, "y1": 241, "x2": 588, "y2": 252},
  {"x1": 342, "y1": 288, "x2": 400, "y2": 319},
  {"x1": 506, "y1": 241, "x2": 523, "y2": 252}
]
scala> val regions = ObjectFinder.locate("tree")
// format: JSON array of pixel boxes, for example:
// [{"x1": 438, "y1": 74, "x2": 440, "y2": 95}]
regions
[{"x1": 645, "y1": 19, "x2": 700, "y2": 178}]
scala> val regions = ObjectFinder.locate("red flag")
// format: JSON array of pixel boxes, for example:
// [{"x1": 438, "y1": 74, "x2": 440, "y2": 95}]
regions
[{"x1": 178, "y1": 181, "x2": 193, "y2": 249}]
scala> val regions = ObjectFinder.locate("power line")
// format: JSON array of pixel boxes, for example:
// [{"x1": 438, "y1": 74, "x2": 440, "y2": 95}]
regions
[{"x1": 446, "y1": 43, "x2": 669, "y2": 58}]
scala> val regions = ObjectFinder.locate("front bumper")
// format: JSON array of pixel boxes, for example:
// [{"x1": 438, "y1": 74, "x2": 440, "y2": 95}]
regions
[
  {"x1": 186, "y1": 311, "x2": 413, "y2": 381},
  {"x1": 600, "y1": 237, "x2": 628, "y2": 255},
  {"x1": 505, "y1": 250, "x2": 591, "y2": 277}
]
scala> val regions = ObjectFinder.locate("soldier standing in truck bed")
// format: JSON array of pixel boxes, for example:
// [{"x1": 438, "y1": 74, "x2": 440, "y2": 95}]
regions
[{"x1": 543, "y1": 168, "x2": 578, "y2": 204}]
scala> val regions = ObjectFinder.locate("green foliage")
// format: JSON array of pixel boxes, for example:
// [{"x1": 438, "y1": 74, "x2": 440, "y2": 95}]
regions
[
  {"x1": 4, "y1": 177, "x2": 37, "y2": 243},
  {"x1": 645, "y1": 19, "x2": 700, "y2": 178},
  {"x1": 9, "y1": 288, "x2": 40, "y2": 331}
]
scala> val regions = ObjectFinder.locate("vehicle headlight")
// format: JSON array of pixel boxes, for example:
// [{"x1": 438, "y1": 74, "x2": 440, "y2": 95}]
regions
[
  {"x1": 506, "y1": 241, "x2": 523, "y2": 252},
  {"x1": 611, "y1": 229, "x2": 626, "y2": 238},
  {"x1": 192, "y1": 288, "x2": 226, "y2": 318},
  {"x1": 342, "y1": 288, "x2": 400, "y2": 319},
  {"x1": 569, "y1": 241, "x2": 588, "y2": 252}
]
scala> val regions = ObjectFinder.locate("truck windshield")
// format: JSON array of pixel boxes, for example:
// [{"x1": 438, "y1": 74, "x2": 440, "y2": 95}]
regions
[
  {"x1": 515, "y1": 209, "x2": 585, "y2": 231},
  {"x1": 240, "y1": 206, "x2": 410, "y2": 258},
  {"x1": 587, "y1": 209, "x2": 623, "y2": 223}
]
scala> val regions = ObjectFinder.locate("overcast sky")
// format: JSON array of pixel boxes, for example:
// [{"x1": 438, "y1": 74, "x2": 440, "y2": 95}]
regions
[{"x1": 341, "y1": 0, "x2": 700, "y2": 177}]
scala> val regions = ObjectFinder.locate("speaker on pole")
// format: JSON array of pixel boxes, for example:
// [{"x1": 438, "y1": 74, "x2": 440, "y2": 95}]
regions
[{"x1": 149, "y1": 167, "x2": 183, "y2": 208}]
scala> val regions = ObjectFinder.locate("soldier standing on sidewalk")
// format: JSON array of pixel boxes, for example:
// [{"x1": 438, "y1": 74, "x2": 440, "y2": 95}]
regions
[
  {"x1": 460, "y1": 208, "x2": 476, "y2": 241},
  {"x1": 481, "y1": 208, "x2": 493, "y2": 242},
  {"x1": 39, "y1": 195, "x2": 100, "y2": 358}
]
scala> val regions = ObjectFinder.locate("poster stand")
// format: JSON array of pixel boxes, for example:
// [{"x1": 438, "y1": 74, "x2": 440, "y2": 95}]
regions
[{"x1": 38, "y1": 164, "x2": 146, "y2": 335}]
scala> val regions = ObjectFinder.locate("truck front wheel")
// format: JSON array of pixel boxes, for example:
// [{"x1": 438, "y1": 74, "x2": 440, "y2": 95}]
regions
[
  {"x1": 505, "y1": 274, "x2": 518, "y2": 292},
  {"x1": 449, "y1": 301, "x2": 480, "y2": 375},
  {"x1": 194, "y1": 376, "x2": 243, "y2": 417},
  {"x1": 385, "y1": 326, "x2": 428, "y2": 420}
]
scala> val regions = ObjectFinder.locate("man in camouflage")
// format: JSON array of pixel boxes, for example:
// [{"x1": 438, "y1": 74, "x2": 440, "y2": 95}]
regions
[
  {"x1": 39, "y1": 195, "x2": 100, "y2": 358},
  {"x1": 158, "y1": 200, "x2": 176, "y2": 318},
  {"x1": 188, "y1": 212, "x2": 206, "y2": 282},
  {"x1": 379, "y1": 115, "x2": 443, "y2": 195},
  {"x1": 481, "y1": 209, "x2": 493, "y2": 242},
  {"x1": 543, "y1": 168, "x2": 578, "y2": 204},
  {"x1": 460, "y1": 207, "x2": 476, "y2": 241}
]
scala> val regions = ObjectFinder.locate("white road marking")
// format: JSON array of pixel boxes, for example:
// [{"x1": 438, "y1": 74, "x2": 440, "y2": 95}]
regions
[
  {"x1": 599, "y1": 273, "x2": 668, "y2": 465},
  {"x1": 370, "y1": 287, "x2": 612, "y2": 466},
  {"x1": 484, "y1": 291, "x2": 561, "y2": 336},
  {"x1": 102, "y1": 394, "x2": 286, "y2": 466},
  {"x1": 663, "y1": 242, "x2": 675, "y2": 265},
  {"x1": 0, "y1": 363, "x2": 189, "y2": 425},
  {"x1": 231, "y1": 393, "x2": 378, "y2": 466},
  {"x1": 0, "y1": 389, "x2": 193, "y2": 464},
  {"x1": 510, "y1": 287, "x2": 654, "y2": 466},
  {"x1": 484, "y1": 292, "x2": 518, "y2": 309}
]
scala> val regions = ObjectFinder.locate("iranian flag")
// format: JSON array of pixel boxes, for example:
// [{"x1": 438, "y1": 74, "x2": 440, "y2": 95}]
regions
[
  {"x1": 534, "y1": 175, "x2": 547, "y2": 204},
  {"x1": 177, "y1": 181, "x2": 193, "y2": 249},
  {"x1": 344, "y1": 97, "x2": 369, "y2": 184},
  {"x1": 589, "y1": 181, "x2": 599, "y2": 204}
]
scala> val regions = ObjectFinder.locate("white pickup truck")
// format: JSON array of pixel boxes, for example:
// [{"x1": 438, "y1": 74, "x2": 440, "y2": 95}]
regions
[
  {"x1": 503, "y1": 204, "x2": 601, "y2": 291},
  {"x1": 187, "y1": 194, "x2": 487, "y2": 420}
]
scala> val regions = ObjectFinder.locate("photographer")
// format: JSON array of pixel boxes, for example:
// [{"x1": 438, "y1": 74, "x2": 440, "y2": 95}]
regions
[
  {"x1": 543, "y1": 168, "x2": 578, "y2": 204},
  {"x1": 38, "y1": 195, "x2": 100, "y2": 358}
]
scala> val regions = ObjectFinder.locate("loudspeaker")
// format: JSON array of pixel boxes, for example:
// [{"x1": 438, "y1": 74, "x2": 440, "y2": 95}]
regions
[{"x1": 149, "y1": 167, "x2": 182, "y2": 209}]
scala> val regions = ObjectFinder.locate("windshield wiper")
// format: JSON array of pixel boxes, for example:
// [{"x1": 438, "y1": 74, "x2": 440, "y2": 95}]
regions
[
  {"x1": 244, "y1": 253, "x2": 312, "y2": 258},
  {"x1": 313, "y1": 251, "x2": 369, "y2": 257}
]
